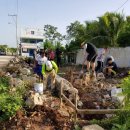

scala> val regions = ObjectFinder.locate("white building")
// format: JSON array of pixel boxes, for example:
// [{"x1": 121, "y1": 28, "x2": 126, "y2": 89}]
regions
[{"x1": 20, "y1": 28, "x2": 44, "y2": 57}]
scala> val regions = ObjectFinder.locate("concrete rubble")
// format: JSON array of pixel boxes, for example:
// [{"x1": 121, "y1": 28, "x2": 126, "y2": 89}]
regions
[
  {"x1": 0, "y1": 56, "x2": 129, "y2": 129},
  {"x1": 82, "y1": 124, "x2": 104, "y2": 130}
]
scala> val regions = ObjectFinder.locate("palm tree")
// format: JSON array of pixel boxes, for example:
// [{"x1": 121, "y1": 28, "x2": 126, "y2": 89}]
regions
[
  {"x1": 98, "y1": 12, "x2": 125, "y2": 47},
  {"x1": 84, "y1": 12, "x2": 125, "y2": 47}
]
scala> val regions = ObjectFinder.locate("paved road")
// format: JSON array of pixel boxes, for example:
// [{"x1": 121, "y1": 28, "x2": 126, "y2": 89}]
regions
[{"x1": 0, "y1": 56, "x2": 14, "y2": 68}]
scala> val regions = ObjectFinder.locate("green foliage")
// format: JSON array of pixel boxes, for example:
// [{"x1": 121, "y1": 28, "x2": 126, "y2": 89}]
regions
[
  {"x1": 0, "y1": 77, "x2": 9, "y2": 93},
  {"x1": 90, "y1": 111, "x2": 130, "y2": 130},
  {"x1": 0, "y1": 93, "x2": 23, "y2": 120},
  {"x1": 119, "y1": 74, "x2": 130, "y2": 109},
  {"x1": 74, "y1": 124, "x2": 82, "y2": 130},
  {"x1": 66, "y1": 12, "x2": 127, "y2": 51},
  {"x1": 117, "y1": 22, "x2": 130, "y2": 47},
  {"x1": 0, "y1": 45, "x2": 8, "y2": 52},
  {"x1": 44, "y1": 24, "x2": 65, "y2": 43},
  {"x1": 66, "y1": 21, "x2": 86, "y2": 42},
  {"x1": 0, "y1": 77, "x2": 24, "y2": 121},
  {"x1": 8, "y1": 47, "x2": 17, "y2": 55},
  {"x1": 111, "y1": 112, "x2": 130, "y2": 130},
  {"x1": 43, "y1": 40, "x2": 55, "y2": 50}
]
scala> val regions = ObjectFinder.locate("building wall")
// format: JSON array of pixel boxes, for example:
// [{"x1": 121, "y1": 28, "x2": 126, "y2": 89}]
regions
[
  {"x1": 76, "y1": 47, "x2": 130, "y2": 68},
  {"x1": 20, "y1": 28, "x2": 44, "y2": 40}
]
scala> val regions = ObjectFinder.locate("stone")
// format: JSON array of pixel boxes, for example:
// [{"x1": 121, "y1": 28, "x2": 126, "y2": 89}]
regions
[
  {"x1": 55, "y1": 75, "x2": 79, "y2": 101},
  {"x1": 98, "y1": 83, "x2": 104, "y2": 89},
  {"x1": 51, "y1": 100, "x2": 60, "y2": 108},
  {"x1": 103, "y1": 94, "x2": 110, "y2": 99},
  {"x1": 82, "y1": 124, "x2": 104, "y2": 130},
  {"x1": 22, "y1": 75, "x2": 37, "y2": 86},
  {"x1": 5, "y1": 72, "x2": 10, "y2": 76},
  {"x1": 9, "y1": 77, "x2": 24, "y2": 87},
  {"x1": 20, "y1": 68, "x2": 31, "y2": 75},
  {"x1": 77, "y1": 100, "x2": 83, "y2": 107},
  {"x1": 58, "y1": 109, "x2": 70, "y2": 117},
  {"x1": 97, "y1": 73, "x2": 105, "y2": 80},
  {"x1": 26, "y1": 92, "x2": 46, "y2": 107},
  {"x1": 12, "y1": 73, "x2": 17, "y2": 78}
]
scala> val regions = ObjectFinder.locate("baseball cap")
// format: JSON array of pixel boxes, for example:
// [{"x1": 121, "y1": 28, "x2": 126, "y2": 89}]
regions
[{"x1": 46, "y1": 60, "x2": 53, "y2": 70}]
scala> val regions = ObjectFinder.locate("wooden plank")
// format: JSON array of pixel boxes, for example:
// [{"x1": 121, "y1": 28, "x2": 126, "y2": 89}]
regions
[
  {"x1": 62, "y1": 94, "x2": 76, "y2": 110},
  {"x1": 77, "y1": 108, "x2": 121, "y2": 114}
]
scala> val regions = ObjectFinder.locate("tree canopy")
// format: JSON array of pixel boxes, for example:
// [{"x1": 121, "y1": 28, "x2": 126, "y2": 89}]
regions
[{"x1": 66, "y1": 12, "x2": 130, "y2": 52}]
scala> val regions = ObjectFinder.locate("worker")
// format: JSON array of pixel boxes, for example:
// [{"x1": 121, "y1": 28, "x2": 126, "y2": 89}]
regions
[
  {"x1": 48, "y1": 49, "x2": 55, "y2": 61},
  {"x1": 34, "y1": 51, "x2": 48, "y2": 80},
  {"x1": 56, "y1": 48, "x2": 62, "y2": 67},
  {"x1": 42, "y1": 60, "x2": 58, "y2": 90},
  {"x1": 95, "y1": 48, "x2": 108, "y2": 73},
  {"x1": 81, "y1": 42, "x2": 98, "y2": 76},
  {"x1": 104, "y1": 57, "x2": 118, "y2": 77}
]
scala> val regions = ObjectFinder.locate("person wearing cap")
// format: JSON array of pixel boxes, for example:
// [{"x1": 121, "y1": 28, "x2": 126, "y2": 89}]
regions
[
  {"x1": 42, "y1": 60, "x2": 58, "y2": 90},
  {"x1": 81, "y1": 42, "x2": 98, "y2": 76},
  {"x1": 104, "y1": 57, "x2": 118, "y2": 77}
]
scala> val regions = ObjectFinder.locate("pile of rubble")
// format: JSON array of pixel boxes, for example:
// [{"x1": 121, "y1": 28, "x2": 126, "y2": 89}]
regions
[
  {"x1": 0, "y1": 57, "x2": 78, "y2": 129},
  {"x1": 0, "y1": 104, "x2": 74, "y2": 130},
  {"x1": 63, "y1": 70, "x2": 125, "y2": 120},
  {"x1": 0, "y1": 57, "x2": 128, "y2": 129}
]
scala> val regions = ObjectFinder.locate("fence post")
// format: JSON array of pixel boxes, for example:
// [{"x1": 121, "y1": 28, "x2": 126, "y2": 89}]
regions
[
  {"x1": 75, "y1": 93, "x2": 78, "y2": 121},
  {"x1": 60, "y1": 80, "x2": 63, "y2": 108}
]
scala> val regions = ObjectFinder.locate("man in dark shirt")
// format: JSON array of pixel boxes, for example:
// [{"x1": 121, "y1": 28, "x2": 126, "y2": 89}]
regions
[
  {"x1": 104, "y1": 57, "x2": 118, "y2": 76},
  {"x1": 56, "y1": 48, "x2": 62, "y2": 67},
  {"x1": 81, "y1": 42, "x2": 98, "y2": 76}
]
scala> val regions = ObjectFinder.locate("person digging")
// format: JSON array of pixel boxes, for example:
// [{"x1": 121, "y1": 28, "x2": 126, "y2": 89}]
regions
[
  {"x1": 81, "y1": 42, "x2": 98, "y2": 77},
  {"x1": 42, "y1": 60, "x2": 58, "y2": 90},
  {"x1": 104, "y1": 57, "x2": 118, "y2": 78}
]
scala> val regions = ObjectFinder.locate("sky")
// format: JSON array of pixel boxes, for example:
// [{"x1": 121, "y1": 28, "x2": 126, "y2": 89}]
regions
[{"x1": 0, "y1": 0, "x2": 130, "y2": 47}]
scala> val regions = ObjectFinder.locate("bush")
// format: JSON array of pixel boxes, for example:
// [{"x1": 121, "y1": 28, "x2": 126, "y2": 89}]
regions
[
  {"x1": 0, "y1": 76, "x2": 24, "y2": 121},
  {"x1": 119, "y1": 72, "x2": 130, "y2": 109}
]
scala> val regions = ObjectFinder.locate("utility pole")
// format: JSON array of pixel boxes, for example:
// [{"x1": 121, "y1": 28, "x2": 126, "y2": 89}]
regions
[
  {"x1": 8, "y1": 14, "x2": 18, "y2": 55},
  {"x1": 8, "y1": 0, "x2": 19, "y2": 55}
]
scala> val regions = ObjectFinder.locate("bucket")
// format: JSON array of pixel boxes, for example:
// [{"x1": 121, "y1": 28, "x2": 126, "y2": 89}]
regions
[{"x1": 34, "y1": 83, "x2": 46, "y2": 94}]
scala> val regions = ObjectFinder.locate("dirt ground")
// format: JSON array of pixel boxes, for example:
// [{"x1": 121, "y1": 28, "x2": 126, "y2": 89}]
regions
[{"x1": 0, "y1": 65, "x2": 130, "y2": 130}]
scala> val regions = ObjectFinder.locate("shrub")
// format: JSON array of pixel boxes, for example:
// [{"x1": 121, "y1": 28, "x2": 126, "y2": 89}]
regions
[
  {"x1": 119, "y1": 73, "x2": 130, "y2": 109},
  {"x1": 0, "y1": 76, "x2": 24, "y2": 121}
]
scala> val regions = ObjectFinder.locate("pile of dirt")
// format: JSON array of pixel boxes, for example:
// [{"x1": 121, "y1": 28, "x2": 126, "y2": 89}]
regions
[
  {"x1": 0, "y1": 104, "x2": 74, "y2": 130},
  {"x1": 62, "y1": 68, "x2": 128, "y2": 120}
]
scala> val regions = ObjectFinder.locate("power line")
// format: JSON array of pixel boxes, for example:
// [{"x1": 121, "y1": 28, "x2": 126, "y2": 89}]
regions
[{"x1": 115, "y1": 0, "x2": 129, "y2": 12}]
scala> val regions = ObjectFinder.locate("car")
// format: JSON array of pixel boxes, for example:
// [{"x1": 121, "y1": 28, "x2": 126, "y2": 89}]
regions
[{"x1": 0, "y1": 51, "x2": 6, "y2": 55}]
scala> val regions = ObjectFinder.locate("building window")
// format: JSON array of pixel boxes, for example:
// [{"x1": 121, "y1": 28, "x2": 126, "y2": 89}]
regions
[
  {"x1": 31, "y1": 31, "x2": 35, "y2": 35},
  {"x1": 22, "y1": 48, "x2": 28, "y2": 53}
]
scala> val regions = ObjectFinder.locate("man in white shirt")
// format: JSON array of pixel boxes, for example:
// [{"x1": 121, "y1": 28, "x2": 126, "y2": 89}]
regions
[
  {"x1": 34, "y1": 51, "x2": 48, "y2": 79},
  {"x1": 95, "y1": 48, "x2": 107, "y2": 73}
]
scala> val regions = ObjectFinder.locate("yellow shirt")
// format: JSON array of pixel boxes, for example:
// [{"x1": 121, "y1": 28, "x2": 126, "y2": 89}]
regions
[{"x1": 42, "y1": 61, "x2": 58, "y2": 76}]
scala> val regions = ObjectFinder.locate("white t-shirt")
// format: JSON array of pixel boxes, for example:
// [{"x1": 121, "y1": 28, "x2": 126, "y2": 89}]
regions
[
  {"x1": 37, "y1": 56, "x2": 47, "y2": 65},
  {"x1": 97, "y1": 48, "x2": 105, "y2": 62},
  {"x1": 83, "y1": 44, "x2": 88, "y2": 56},
  {"x1": 35, "y1": 54, "x2": 40, "y2": 60}
]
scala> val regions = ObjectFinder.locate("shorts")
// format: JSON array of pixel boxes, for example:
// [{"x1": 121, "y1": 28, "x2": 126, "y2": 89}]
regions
[
  {"x1": 34, "y1": 65, "x2": 42, "y2": 77},
  {"x1": 87, "y1": 53, "x2": 97, "y2": 63}
]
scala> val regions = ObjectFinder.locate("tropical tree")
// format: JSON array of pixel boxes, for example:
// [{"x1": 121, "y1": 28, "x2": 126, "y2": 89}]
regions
[
  {"x1": 117, "y1": 21, "x2": 130, "y2": 47},
  {"x1": 84, "y1": 20, "x2": 108, "y2": 47},
  {"x1": 66, "y1": 21, "x2": 86, "y2": 51},
  {"x1": 44, "y1": 24, "x2": 65, "y2": 43},
  {"x1": 43, "y1": 40, "x2": 55, "y2": 50},
  {"x1": 97, "y1": 12, "x2": 125, "y2": 47}
]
